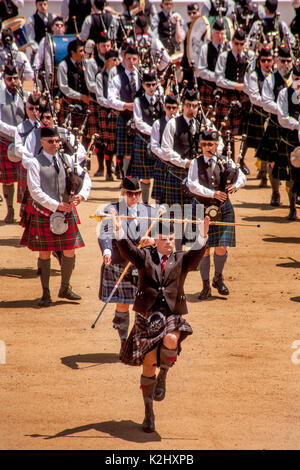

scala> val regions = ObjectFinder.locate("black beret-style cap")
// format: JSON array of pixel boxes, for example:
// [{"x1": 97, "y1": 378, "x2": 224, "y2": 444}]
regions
[
  {"x1": 121, "y1": 176, "x2": 141, "y2": 191},
  {"x1": 41, "y1": 127, "x2": 59, "y2": 138},
  {"x1": 200, "y1": 128, "x2": 219, "y2": 141}
]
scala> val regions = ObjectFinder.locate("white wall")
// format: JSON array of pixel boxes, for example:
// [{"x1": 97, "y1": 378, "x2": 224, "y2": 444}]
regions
[{"x1": 18, "y1": 1, "x2": 296, "y2": 25}]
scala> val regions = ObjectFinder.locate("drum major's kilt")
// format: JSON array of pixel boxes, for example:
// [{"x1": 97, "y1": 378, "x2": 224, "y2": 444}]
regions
[
  {"x1": 20, "y1": 207, "x2": 84, "y2": 251},
  {"x1": 99, "y1": 263, "x2": 137, "y2": 304},
  {"x1": 0, "y1": 138, "x2": 20, "y2": 184},
  {"x1": 120, "y1": 311, "x2": 193, "y2": 366},
  {"x1": 98, "y1": 107, "x2": 118, "y2": 154},
  {"x1": 255, "y1": 117, "x2": 280, "y2": 163},
  {"x1": 128, "y1": 135, "x2": 155, "y2": 180},
  {"x1": 116, "y1": 115, "x2": 134, "y2": 159},
  {"x1": 244, "y1": 105, "x2": 266, "y2": 150},
  {"x1": 206, "y1": 198, "x2": 236, "y2": 247},
  {"x1": 151, "y1": 158, "x2": 167, "y2": 203}
]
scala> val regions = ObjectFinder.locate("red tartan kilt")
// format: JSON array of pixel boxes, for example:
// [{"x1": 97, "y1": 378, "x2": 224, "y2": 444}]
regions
[
  {"x1": 0, "y1": 138, "x2": 20, "y2": 184},
  {"x1": 20, "y1": 206, "x2": 84, "y2": 252},
  {"x1": 98, "y1": 107, "x2": 118, "y2": 153},
  {"x1": 86, "y1": 99, "x2": 101, "y2": 138},
  {"x1": 199, "y1": 81, "x2": 215, "y2": 114},
  {"x1": 17, "y1": 164, "x2": 27, "y2": 203},
  {"x1": 19, "y1": 191, "x2": 34, "y2": 228}
]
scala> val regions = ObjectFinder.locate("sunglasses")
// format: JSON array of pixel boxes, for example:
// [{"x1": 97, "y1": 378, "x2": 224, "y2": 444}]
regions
[
  {"x1": 165, "y1": 105, "x2": 178, "y2": 110},
  {"x1": 5, "y1": 76, "x2": 18, "y2": 81},
  {"x1": 144, "y1": 83, "x2": 157, "y2": 87},
  {"x1": 126, "y1": 190, "x2": 141, "y2": 197},
  {"x1": 280, "y1": 59, "x2": 292, "y2": 64},
  {"x1": 260, "y1": 58, "x2": 273, "y2": 63}
]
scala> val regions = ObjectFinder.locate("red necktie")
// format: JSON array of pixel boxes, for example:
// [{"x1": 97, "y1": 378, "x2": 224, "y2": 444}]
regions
[{"x1": 161, "y1": 255, "x2": 168, "y2": 272}]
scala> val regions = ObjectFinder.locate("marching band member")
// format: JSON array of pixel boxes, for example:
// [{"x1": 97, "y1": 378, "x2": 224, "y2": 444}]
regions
[
  {"x1": 260, "y1": 45, "x2": 293, "y2": 207},
  {"x1": 242, "y1": 47, "x2": 274, "y2": 188},
  {"x1": 26, "y1": 0, "x2": 54, "y2": 63},
  {"x1": 79, "y1": 0, "x2": 118, "y2": 43},
  {"x1": 95, "y1": 48, "x2": 120, "y2": 181},
  {"x1": 150, "y1": 0, "x2": 186, "y2": 56},
  {"x1": 151, "y1": 93, "x2": 179, "y2": 204},
  {"x1": 111, "y1": 208, "x2": 209, "y2": 433},
  {"x1": 20, "y1": 127, "x2": 91, "y2": 307},
  {"x1": 277, "y1": 64, "x2": 300, "y2": 221},
  {"x1": 201, "y1": 0, "x2": 235, "y2": 18},
  {"x1": 195, "y1": 19, "x2": 226, "y2": 114},
  {"x1": 180, "y1": 3, "x2": 201, "y2": 87},
  {"x1": 129, "y1": 70, "x2": 164, "y2": 204},
  {"x1": 233, "y1": 0, "x2": 265, "y2": 34},
  {"x1": 98, "y1": 176, "x2": 158, "y2": 357},
  {"x1": 33, "y1": 16, "x2": 66, "y2": 73},
  {"x1": 61, "y1": 0, "x2": 92, "y2": 35},
  {"x1": 187, "y1": 128, "x2": 246, "y2": 299},
  {"x1": 0, "y1": 64, "x2": 26, "y2": 224},
  {"x1": 108, "y1": 44, "x2": 140, "y2": 178},
  {"x1": 0, "y1": 28, "x2": 34, "y2": 83}
]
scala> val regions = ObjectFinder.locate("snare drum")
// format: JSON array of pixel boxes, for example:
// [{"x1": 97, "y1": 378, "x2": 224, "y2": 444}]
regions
[
  {"x1": 44, "y1": 34, "x2": 76, "y2": 90},
  {"x1": 2, "y1": 16, "x2": 28, "y2": 51}
]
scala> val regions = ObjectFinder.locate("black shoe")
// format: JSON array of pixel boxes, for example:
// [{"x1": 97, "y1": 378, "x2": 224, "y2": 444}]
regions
[
  {"x1": 198, "y1": 280, "x2": 212, "y2": 300},
  {"x1": 106, "y1": 174, "x2": 114, "y2": 182},
  {"x1": 287, "y1": 209, "x2": 298, "y2": 221},
  {"x1": 270, "y1": 192, "x2": 281, "y2": 207},
  {"x1": 38, "y1": 288, "x2": 52, "y2": 307},
  {"x1": 142, "y1": 402, "x2": 155, "y2": 433},
  {"x1": 153, "y1": 369, "x2": 167, "y2": 402},
  {"x1": 94, "y1": 168, "x2": 104, "y2": 177},
  {"x1": 240, "y1": 162, "x2": 250, "y2": 175},
  {"x1": 58, "y1": 287, "x2": 81, "y2": 300},
  {"x1": 259, "y1": 178, "x2": 268, "y2": 188},
  {"x1": 4, "y1": 207, "x2": 14, "y2": 224},
  {"x1": 212, "y1": 274, "x2": 229, "y2": 296}
]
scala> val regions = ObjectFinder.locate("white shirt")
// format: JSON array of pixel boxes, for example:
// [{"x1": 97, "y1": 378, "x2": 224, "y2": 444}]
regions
[
  {"x1": 261, "y1": 72, "x2": 288, "y2": 115},
  {"x1": 134, "y1": 91, "x2": 163, "y2": 136},
  {"x1": 27, "y1": 151, "x2": 91, "y2": 213},
  {"x1": 277, "y1": 86, "x2": 299, "y2": 131},
  {"x1": 108, "y1": 68, "x2": 139, "y2": 111},
  {"x1": 151, "y1": 115, "x2": 170, "y2": 159}
]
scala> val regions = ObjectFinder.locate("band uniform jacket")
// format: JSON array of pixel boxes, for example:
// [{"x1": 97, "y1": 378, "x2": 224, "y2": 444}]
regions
[{"x1": 116, "y1": 236, "x2": 207, "y2": 316}]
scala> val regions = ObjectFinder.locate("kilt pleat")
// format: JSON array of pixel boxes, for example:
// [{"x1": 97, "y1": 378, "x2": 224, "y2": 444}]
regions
[
  {"x1": 98, "y1": 107, "x2": 118, "y2": 153},
  {"x1": 128, "y1": 135, "x2": 155, "y2": 180},
  {"x1": 116, "y1": 115, "x2": 134, "y2": 158},
  {"x1": 20, "y1": 207, "x2": 84, "y2": 251},
  {"x1": 120, "y1": 311, "x2": 193, "y2": 366},
  {"x1": 99, "y1": 263, "x2": 137, "y2": 304},
  {"x1": 206, "y1": 198, "x2": 236, "y2": 247},
  {"x1": 0, "y1": 138, "x2": 20, "y2": 184},
  {"x1": 85, "y1": 99, "x2": 100, "y2": 138}
]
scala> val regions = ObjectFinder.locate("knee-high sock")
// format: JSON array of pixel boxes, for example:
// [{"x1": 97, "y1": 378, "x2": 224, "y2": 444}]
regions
[
  {"x1": 113, "y1": 310, "x2": 130, "y2": 340},
  {"x1": 268, "y1": 166, "x2": 280, "y2": 193},
  {"x1": 140, "y1": 181, "x2": 150, "y2": 204},
  {"x1": 140, "y1": 375, "x2": 156, "y2": 405},
  {"x1": 60, "y1": 254, "x2": 75, "y2": 290},
  {"x1": 213, "y1": 251, "x2": 228, "y2": 277},
  {"x1": 199, "y1": 255, "x2": 210, "y2": 281},
  {"x1": 38, "y1": 258, "x2": 51, "y2": 290},
  {"x1": 123, "y1": 157, "x2": 131, "y2": 175}
]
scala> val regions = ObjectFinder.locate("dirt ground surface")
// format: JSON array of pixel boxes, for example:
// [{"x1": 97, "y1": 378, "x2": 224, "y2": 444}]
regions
[{"x1": 0, "y1": 148, "x2": 300, "y2": 452}]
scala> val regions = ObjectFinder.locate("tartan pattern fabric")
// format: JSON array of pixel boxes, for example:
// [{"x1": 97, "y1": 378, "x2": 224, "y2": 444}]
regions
[
  {"x1": 244, "y1": 105, "x2": 267, "y2": 150},
  {"x1": 98, "y1": 107, "x2": 118, "y2": 153},
  {"x1": 20, "y1": 207, "x2": 84, "y2": 252},
  {"x1": 17, "y1": 165, "x2": 27, "y2": 203},
  {"x1": 255, "y1": 118, "x2": 280, "y2": 163},
  {"x1": 58, "y1": 97, "x2": 89, "y2": 135},
  {"x1": 85, "y1": 99, "x2": 101, "y2": 138},
  {"x1": 116, "y1": 115, "x2": 134, "y2": 158},
  {"x1": 163, "y1": 165, "x2": 192, "y2": 207},
  {"x1": 120, "y1": 311, "x2": 193, "y2": 366},
  {"x1": 128, "y1": 134, "x2": 155, "y2": 180},
  {"x1": 215, "y1": 89, "x2": 249, "y2": 136},
  {"x1": 18, "y1": 190, "x2": 34, "y2": 228},
  {"x1": 205, "y1": 198, "x2": 236, "y2": 247},
  {"x1": 151, "y1": 158, "x2": 168, "y2": 202},
  {"x1": 274, "y1": 128, "x2": 298, "y2": 181},
  {"x1": 0, "y1": 138, "x2": 20, "y2": 184},
  {"x1": 199, "y1": 81, "x2": 215, "y2": 115},
  {"x1": 99, "y1": 263, "x2": 137, "y2": 304}
]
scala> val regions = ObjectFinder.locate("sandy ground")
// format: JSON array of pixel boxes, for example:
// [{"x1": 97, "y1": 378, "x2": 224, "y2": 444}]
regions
[{"x1": 0, "y1": 150, "x2": 300, "y2": 452}]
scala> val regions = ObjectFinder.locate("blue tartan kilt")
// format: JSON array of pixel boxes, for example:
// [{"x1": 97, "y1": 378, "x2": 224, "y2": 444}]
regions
[
  {"x1": 99, "y1": 263, "x2": 137, "y2": 304},
  {"x1": 151, "y1": 158, "x2": 168, "y2": 203},
  {"x1": 128, "y1": 135, "x2": 155, "y2": 179},
  {"x1": 273, "y1": 128, "x2": 298, "y2": 181},
  {"x1": 206, "y1": 198, "x2": 236, "y2": 248},
  {"x1": 163, "y1": 165, "x2": 192, "y2": 207},
  {"x1": 116, "y1": 115, "x2": 134, "y2": 158}
]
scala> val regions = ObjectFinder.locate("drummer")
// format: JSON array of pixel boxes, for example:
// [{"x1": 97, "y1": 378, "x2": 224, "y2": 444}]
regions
[
  {"x1": 33, "y1": 16, "x2": 66, "y2": 73},
  {"x1": 26, "y1": 0, "x2": 54, "y2": 63},
  {"x1": 0, "y1": 28, "x2": 34, "y2": 84},
  {"x1": 150, "y1": 0, "x2": 186, "y2": 56},
  {"x1": 201, "y1": 0, "x2": 235, "y2": 18}
]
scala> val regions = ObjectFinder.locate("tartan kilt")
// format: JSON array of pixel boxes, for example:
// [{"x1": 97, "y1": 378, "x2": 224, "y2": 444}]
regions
[
  {"x1": 0, "y1": 138, "x2": 20, "y2": 184},
  {"x1": 58, "y1": 97, "x2": 88, "y2": 135},
  {"x1": 198, "y1": 80, "x2": 215, "y2": 114},
  {"x1": 17, "y1": 164, "x2": 27, "y2": 203},
  {"x1": 116, "y1": 115, "x2": 134, "y2": 158},
  {"x1": 255, "y1": 117, "x2": 280, "y2": 163},
  {"x1": 151, "y1": 158, "x2": 168, "y2": 203},
  {"x1": 206, "y1": 198, "x2": 236, "y2": 247},
  {"x1": 99, "y1": 263, "x2": 137, "y2": 304},
  {"x1": 98, "y1": 107, "x2": 118, "y2": 154},
  {"x1": 215, "y1": 90, "x2": 249, "y2": 136},
  {"x1": 128, "y1": 135, "x2": 155, "y2": 180},
  {"x1": 20, "y1": 206, "x2": 84, "y2": 252},
  {"x1": 274, "y1": 128, "x2": 299, "y2": 181},
  {"x1": 244, "y1": 105, "x2": 266, "y2": 150},
  {"x1": 19, "y1": 190, "x2": 34, "y2": 229},
  {"x1": 163, "y1": 165, "x2": 191, "y2": 207},
  {"x1": 120, "y1": 311, "x2": 193, "y2": 366},
  {"x1": 85, "y1": 99, "x2": 100, "y2": 138}
]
